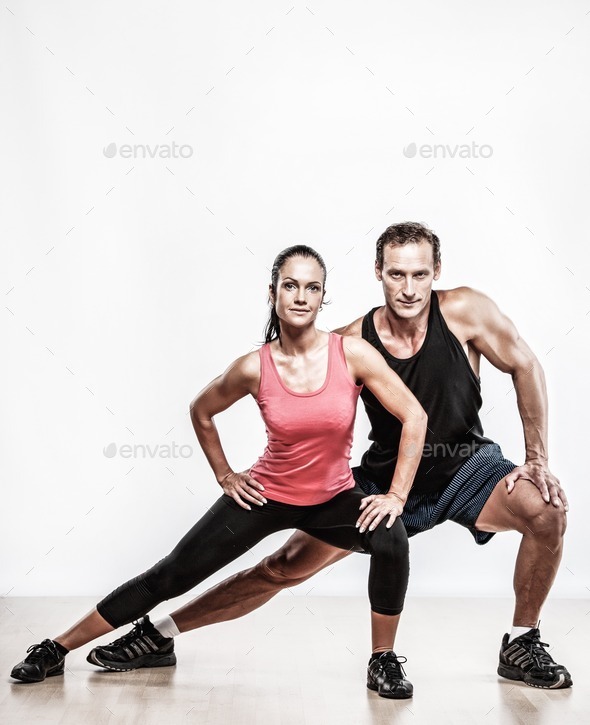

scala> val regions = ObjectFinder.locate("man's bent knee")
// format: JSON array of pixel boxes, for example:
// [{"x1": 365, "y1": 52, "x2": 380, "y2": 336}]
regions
[{"x1": 521, "y1": 500, "x2": 567, "y2": 543}]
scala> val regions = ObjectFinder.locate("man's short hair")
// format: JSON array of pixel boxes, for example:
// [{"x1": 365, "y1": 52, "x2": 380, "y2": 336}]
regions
[{"x1": 376, "y1": 222, "x2": 441, "y2": 269}]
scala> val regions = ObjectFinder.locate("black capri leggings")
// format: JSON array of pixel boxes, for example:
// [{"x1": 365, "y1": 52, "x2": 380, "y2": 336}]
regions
[{"x1": 97, "y1": 485, "x2": 409, "y2": 628}]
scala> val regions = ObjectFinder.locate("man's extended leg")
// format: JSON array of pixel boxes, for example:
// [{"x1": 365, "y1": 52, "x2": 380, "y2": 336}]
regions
[
  {"x1": 170, "y1": 531, "x2": 348, "y2": 631},
  {"x1": 475, "y1": 474, "x2": 571, "y2": 688},
  {"x1": 90, "y1": 503, "x2": 409, "y2": 697},
  {"x1": 170, "y1": 531, "x2": 400, "y2": 646},
  {"x1": 170, "y1": 532, "x2": 403, "y2": 686}
]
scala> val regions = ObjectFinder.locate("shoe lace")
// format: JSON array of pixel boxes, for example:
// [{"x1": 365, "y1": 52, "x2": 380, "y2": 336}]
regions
[
  {"x1": 525, "y1": 632, "x2": 556, "y2": 670},
  {"x1": 380, "y1": 652, "x2": 408, "y2": 679},
  {"x1": 25, "y1": 641, "x2": 58, "y2": 664},
  {"x1": 108, "y1": 620, "x2": 144, "y2": 647}
]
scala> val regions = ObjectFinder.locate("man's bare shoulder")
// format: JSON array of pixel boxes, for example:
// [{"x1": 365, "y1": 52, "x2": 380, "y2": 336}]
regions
[
  {"x1": 438, "y1": 287, "x2": 507, "y2": 341},
  {"x1": 332, "y1": 315, "x2": 367, "y2": 337},
  {"x1": 437, "y1": 286, "x2": 497, "y2": 319}
]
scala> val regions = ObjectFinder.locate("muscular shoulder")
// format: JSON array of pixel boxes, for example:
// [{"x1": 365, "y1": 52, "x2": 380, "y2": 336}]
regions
[
  {"x1": 437, "y1": 286, "x2": 500, "y2": 339},
  {"x1": 237, "y1": 349, "x2": 261, "y2": 380},
  {"x1": 332, "y1": 315, "x2": 364, "y2": 337},
  {"x1": 222, "y1": 349, "x2": 261, "y2": 392}
]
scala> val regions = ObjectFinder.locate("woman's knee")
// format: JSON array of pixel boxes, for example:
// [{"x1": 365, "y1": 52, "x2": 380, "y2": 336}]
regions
[
  {"x1": 366, "y1": 518, "x2": 409, "y2": 560},
  {"x1": 144, "y1": 558, "x2": 194, "y2": 599}
]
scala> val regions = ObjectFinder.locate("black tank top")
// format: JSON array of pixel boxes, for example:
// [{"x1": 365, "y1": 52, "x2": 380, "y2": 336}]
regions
[{"x1": 360, "y1": 290, "x2": 493, "y2": 494}]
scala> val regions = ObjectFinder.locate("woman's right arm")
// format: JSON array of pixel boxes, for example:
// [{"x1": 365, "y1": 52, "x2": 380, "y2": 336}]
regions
[
  {"x1": 343, "y1": 336, "x2": 427, "y2": 532},
  {"x1": 189, "y1": 351, "x2": 267, "y2": 510}
]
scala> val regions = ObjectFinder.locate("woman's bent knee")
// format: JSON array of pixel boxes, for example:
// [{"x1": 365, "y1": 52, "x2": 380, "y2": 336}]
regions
[{"x1": 366, "y1": 518, "x2": 409, "y2": 560}]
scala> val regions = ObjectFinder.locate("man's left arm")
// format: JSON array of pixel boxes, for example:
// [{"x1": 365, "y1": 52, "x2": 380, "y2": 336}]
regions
[{"x1": 463, "y1": 289, "x2": 568, "y2": 510}]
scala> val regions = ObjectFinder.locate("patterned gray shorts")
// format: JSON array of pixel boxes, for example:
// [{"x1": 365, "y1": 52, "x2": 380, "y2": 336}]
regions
[{"x1": 354, "y1": 443, "x2": 516, "y2": 545}]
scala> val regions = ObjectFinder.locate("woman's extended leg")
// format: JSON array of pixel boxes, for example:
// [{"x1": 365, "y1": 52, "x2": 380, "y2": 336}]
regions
[
  {"x1": 89, "y1": 496, "x2": 292, "y2": 632},
  {"x1": 55, "y1": 609, "x2": 114, "y2": 651},
  {"x1": 40, "y1": 492, "x2": 287, "y2": 650},
  {"x1": 10, "y1": 495, "x2": 294, "y2": 682}
]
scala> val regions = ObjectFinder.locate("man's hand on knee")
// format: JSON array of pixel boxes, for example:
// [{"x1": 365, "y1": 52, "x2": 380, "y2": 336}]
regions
[{"x1": 505, "y1": 461, "x2": 568, "y2": 511}]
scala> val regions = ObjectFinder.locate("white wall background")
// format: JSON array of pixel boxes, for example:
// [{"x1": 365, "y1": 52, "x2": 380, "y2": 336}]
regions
[{"x1": 1, "y1": 0, "x2": 589, "y2": 603}]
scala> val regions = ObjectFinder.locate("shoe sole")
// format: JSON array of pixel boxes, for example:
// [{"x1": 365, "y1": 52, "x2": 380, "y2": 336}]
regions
[
  {"x1": 87, "y1": 649, "x2": 177, "y2": 672},
  {"x1": 367, "y1": 680, "x2": 413, "y2": 699},
  {"x1": 497, "y1": 663, "x2": 573, "y2": 689},
  {"x1": 10, "y1": 664, "x2": 64, "y2": 683}
]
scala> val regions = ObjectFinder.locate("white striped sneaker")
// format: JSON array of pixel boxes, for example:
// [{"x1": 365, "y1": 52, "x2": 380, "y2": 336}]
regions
[{"x1": 497, "y1": 628, "x2": 572, "y2": 689}]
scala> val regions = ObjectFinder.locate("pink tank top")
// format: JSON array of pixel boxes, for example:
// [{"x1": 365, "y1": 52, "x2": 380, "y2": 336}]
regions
[{"x1": 249, "y1": 333, "x2": 363, "y2": 505}]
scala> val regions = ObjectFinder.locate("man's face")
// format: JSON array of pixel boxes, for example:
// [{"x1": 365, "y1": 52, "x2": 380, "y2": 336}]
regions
[{"x1": 375, "y1": 241, "x2": 441, "y2": 319}]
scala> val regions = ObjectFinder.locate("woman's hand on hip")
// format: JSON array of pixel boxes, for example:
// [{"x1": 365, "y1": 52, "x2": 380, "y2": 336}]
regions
[
  {"x1": 356, "y1": 493, "x2": 404, "y2": 533},
  {"x1": 220, "y1": 471, "x2": 267, "y2": 510}
]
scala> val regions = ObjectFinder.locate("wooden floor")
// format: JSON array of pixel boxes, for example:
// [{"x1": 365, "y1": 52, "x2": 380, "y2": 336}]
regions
[{"x1": 1, "y1": 596, "x2": 588, "y2": 725}]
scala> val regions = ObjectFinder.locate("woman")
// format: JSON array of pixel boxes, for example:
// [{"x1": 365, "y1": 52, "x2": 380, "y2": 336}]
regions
[{"x1": 11, "y1": 245, "x2": 426, "y2": 695}]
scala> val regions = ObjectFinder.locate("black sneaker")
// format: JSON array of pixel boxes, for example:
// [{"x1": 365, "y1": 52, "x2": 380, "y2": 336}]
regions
[
  {"x1": 367, "y1": 650, "x2": 413, "y2": 699},
  {"x1": 498, "y1": 628, "x2": 573, "y2": 689},
  {"x1": 10, "y1": 639, "x2": 65, "y2": 683},
  {"x1": 87, "y1": 616, "x2": 176, "y2": 671}
]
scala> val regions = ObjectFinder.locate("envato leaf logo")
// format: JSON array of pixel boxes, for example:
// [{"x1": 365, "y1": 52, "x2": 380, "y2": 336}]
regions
[
  {"x1": 103, "y1": 442, "x2": 117, "y2": 458},
  {"x1": 402, "y1": 141, "x2": 493, "y2": 159},
  {"x1": 103, "y1": 142, "x2": 194, "y2": 159},
  {"x1": 403, "y1": 143, "x2": 417, "y2": 158},
  {"x1": 103, "y1": 142, "x2": 117, "y2": 159}
]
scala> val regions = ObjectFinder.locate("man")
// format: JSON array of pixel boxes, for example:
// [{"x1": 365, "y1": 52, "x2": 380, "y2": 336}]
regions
[{"x1": 15, "y1": 223, "x2": 570, "y2": 696}]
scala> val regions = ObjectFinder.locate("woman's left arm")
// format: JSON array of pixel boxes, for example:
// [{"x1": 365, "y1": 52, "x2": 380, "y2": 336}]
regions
[{"x1": 344, "y1": 337, "x2": 427, "y2": 533}]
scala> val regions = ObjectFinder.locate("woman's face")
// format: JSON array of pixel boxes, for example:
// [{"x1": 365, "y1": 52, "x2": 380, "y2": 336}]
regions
[{"x1": 271, "y1": 256, "x2": 325, "y2": 330}]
